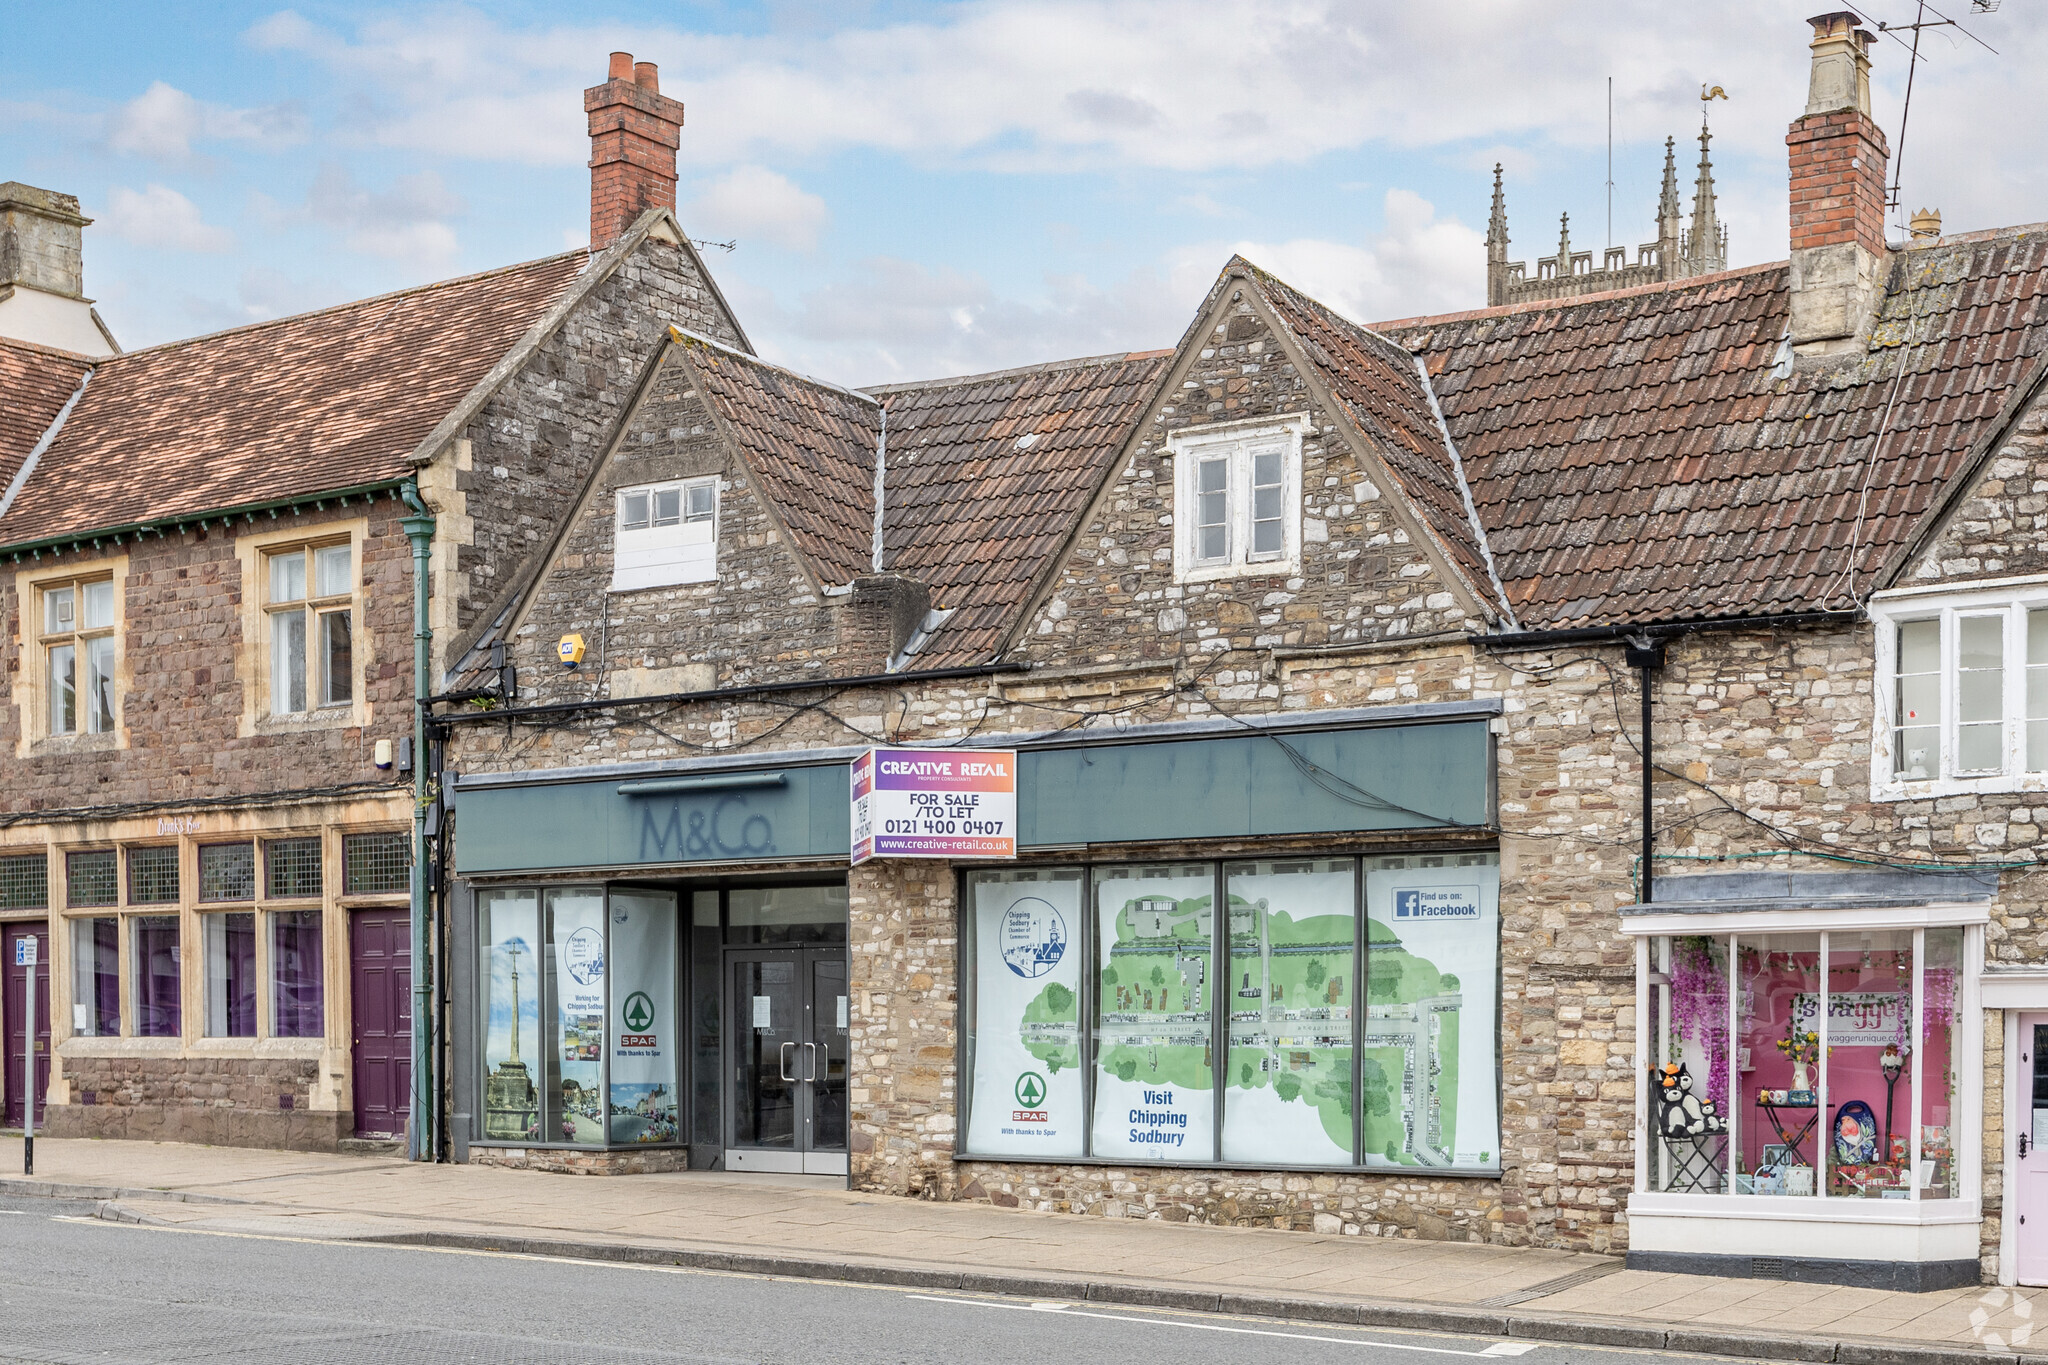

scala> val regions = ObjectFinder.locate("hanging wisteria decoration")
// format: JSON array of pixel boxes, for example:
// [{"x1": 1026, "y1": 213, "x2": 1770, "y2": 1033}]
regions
[{"x1": 1669, "y1": 936, "x2": 1730, "y2": 1112}]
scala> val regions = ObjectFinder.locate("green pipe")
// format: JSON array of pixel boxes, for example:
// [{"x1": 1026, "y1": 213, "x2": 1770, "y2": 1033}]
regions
[{"x1": 400, "y1": 482, "x2": 437, "y2": 1162}]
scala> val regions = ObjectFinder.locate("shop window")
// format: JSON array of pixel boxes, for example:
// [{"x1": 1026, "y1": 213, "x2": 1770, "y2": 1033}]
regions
[
  {"x1": 1876, "y1": 591, "x2": 2048, "y2": 793},
  {"x1": 726, "y1": 885, "x2": 848, "y2": 945},
  {"x1": 270, "y1": 910, "x2": 324, "y2": 1039},
  {"x1": 1167, "y1": 418, "x2": 1304, "y2": 583},
  {"x1": 0, "y1": 853, "x2": 48, "y2": 910},
  {"x1": 203, "y1": 911, "x2": 258, "y2": 1038},
  {"x1": 40, "y1": 576, "x2": 117, "y2": 736},
  {"x1": 127, "y1": 845, "x2": 179, "y2": 905},
  {"x1": 1649, "y1": 926, "x2": 1970, "y2": 1201},
  {"x1": 132, "y1": 915, "x2": 181, "y2": 1038},
  {"x1": 344, "y1": 832, "x2": 409, "y2": 895},
  {"x1": 266, "y1": 837, "x2": 322, "y2": 900},
  {"x1": 546, "y1": 888, "x2": 607, "y2": 1144},
  {"x1": 198, "y1": 843, "x2": 255, "y2": 903},
  {"x1": 962, "y1": 853, "x2": 1500, "y2": 1172},
  {"x1": 606, "y1": 890, "x2": 678, "y2": 1145},
  {"x1": 66, "y1": 850, "x2": 117, "y2": 908},
  {"x1": 70, "y1": 917, "x2": 119, "y2": 1037},
  {"x1": 480, "y1": 890, "x2": 542, "y2": 1142},
  {"x1": 265, "y1": 542, "x2": 354, "y2": 716},
  {"x1": 613, "y1": 477, "x2": 717, "y2": 591},
  {"x1": 1223, "y1": 859, "x2": 1356, "y2": 1166}
]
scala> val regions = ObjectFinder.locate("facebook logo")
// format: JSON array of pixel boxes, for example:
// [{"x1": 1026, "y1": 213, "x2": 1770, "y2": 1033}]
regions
[{"x1": 1394, "y1": 887, "x2": 1481, "y2": 921}]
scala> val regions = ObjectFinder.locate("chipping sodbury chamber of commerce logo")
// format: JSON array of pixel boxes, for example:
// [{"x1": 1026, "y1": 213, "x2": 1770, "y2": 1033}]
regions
[
  {"x1": 1014, "y1": 1071, "x2": 1047, "y2": 1108},
  {"x1": 1393, "y1": 886, "x2": 1483, "y2": 921},
  {"x1": 564, "y1": 927, "x2": 606, "y2": 985},
  {"x1": 999, "y1": 897, "x2": 1066, "y2": 978}
]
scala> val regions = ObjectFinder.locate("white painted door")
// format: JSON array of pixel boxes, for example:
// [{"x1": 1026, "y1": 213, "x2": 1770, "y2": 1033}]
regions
[{"x1": 2015, "y1": 1015, "x2": 2048, "y2": 1285}]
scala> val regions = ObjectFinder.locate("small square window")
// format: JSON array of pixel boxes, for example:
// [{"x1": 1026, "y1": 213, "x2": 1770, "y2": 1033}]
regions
[
  {"x1": 267, "y1": 837, "x2": 323, "y2": 900},
  {"x1": 620, "y1": 491, "x2": 650, "y2": 531},
  {"x1": 0, "y1": 854, "x2": 49, "y2": 910},
  {"x1": 686, "y1": 483, "x2": 715, "y2": 521},
  {"x1": 269, "y1": 551, "x2": 306, "y2": 604},
  {"x1": 128, "y1": 845, "x2": 180, "y2": 905},
  {"x1": 66, "y1": 850, "x2": 117, "y2": 908},
  {"x1": 345, "y1": 832, "x2": 410, "y2": 895},
  {"x1": 46, "y1": 585, "x2": 74, "y2": 633},
  {"x1": 653, "y1": 487, "x2": 682, "y2": 526},
  {"x1": 82, "y1": 580, "x2": 115, "y2": 630},
  {"x1": 199, "y1": 843, "x2": 256, "y2": 903},
  {"x1": 314, "y1": 545, "x2": 352, "y2": 598}
]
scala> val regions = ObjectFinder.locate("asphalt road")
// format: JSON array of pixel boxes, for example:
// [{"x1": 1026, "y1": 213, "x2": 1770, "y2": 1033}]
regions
[{"x1": 0, "y1": 1194, "x2": 1722, "y2": 1365}]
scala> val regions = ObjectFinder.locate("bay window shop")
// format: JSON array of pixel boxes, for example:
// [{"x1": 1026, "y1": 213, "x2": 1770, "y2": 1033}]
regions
[
  {"x1": 447, "y1": 703, "x2": 1499, "y2": 1183},
  {"x1": 1623, "y1": 872, "x2": 1991, "y2": 1292}
]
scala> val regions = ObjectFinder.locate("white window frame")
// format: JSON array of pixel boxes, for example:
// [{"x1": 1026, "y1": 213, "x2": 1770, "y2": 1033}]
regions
[
  {"x1": 1167, "y1": 414, "x2": 1307, "y2": 584},
  {"x1": 1871, "y1": 575, "x2": 2048, "y2": 800},
  {"x1": 261, "y1": 540, "x2": 356, "y2": 719},
  {"x1": 612, "y1": 476, "x2": 718, "y2": 592}
]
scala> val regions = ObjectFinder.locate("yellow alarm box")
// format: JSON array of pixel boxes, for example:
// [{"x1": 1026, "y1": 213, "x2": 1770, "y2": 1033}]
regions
[{"x1": 557, "y1": 633, "x2": 586, "y2": 668}]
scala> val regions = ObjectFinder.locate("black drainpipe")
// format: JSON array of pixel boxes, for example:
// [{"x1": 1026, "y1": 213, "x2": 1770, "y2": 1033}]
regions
[{"x1": 1623, "y1": 634, "x2": 1666, "y2": 904}]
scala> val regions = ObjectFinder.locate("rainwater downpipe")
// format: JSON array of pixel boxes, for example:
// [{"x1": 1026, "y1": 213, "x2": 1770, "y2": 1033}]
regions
[
  {"x1": 1624, "y1": 634, "x2": 1666, "y2": 904},
  {"x1": 400, "y1": 482, "x2": 437, "y2": 1161}
]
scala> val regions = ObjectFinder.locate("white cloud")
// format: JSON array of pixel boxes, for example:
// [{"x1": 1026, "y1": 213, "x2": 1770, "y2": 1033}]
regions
[
  {"x1": 303, "y1": 164, "x2": 464, "y2": 265},
  {"x1": 106, "y1": 80, "x2": 304, "y2": 160},
  {"x1": 1180, "y1": 189, "x2": 1485, "y2": 327},
  {"x1": 683, "y1": 166, "x2": 829, "y2": 252},
  {"x1": 97, "y1": 184, "x2": 237, "y2": 253}
]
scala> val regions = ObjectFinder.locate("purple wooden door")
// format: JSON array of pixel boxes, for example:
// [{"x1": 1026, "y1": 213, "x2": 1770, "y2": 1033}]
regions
[
  {"x1": 2018, "y1": 1016, "x2": 2048, "y2": 1285},
  {"x1": 4, "y1": 925, "x2": 50, "y2": 1129},
  {"x1": 349, "y1": 908, "x2": 411, "y2": 1139}
]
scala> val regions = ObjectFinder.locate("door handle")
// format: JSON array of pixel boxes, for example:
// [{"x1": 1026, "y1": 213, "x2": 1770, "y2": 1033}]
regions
[
  {"x1": 778, "y1": 1041, "x2": 796, "y2": 1082},
  {"x1": 803, "y1": 1041, "x2": 818, "y2": 1083},
  {"x1": 2024, "y1": 1133, "x2": 2033, "y2": 1159}
]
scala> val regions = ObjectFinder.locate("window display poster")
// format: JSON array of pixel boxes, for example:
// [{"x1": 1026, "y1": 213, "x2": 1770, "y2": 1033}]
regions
[
  {"x1": 967, "y1": 871, "x2": 1084, "y2": 1157},
  {"x1": 607, "y1": 890, "x2": 678, "y2": 1145},
  {"x1": 1221, "y1": 861, "x2": 1356, "y2": 1166},
  {"x1": 549, "y1": 890, "x2": 607, "y2": 1144},
  {"x1": 1091, "y1": 866, "x2": 1216, "y2": 1161},
  {"x1": 481, "y1": 891, "x2": 540, "y2": 1142},
  {"x1": 1361, "y1": 860, "x2": 1500, "y2": 1170}
]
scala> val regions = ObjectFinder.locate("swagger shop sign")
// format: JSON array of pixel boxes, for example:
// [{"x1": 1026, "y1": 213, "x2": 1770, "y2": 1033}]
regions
[{"x1": 851, "y1": 747, "x2": 1017, "y2": 865}]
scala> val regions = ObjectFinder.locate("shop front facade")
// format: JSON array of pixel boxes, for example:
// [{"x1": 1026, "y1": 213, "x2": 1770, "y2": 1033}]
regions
[{"x1": 447, "y1": 710, "x2": 1504, "y2": 1205}]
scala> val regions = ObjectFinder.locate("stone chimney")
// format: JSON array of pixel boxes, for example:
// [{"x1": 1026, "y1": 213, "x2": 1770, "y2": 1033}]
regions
[
  {"x1": 837, "y1": 575, "x2": 931, "y2": 676},
  {"x1": 1786, "y1": 13, "x2": 1891, "y2": 356},
  {"x1": 585, "y1": 52, "x2": 684, "y2": 252},
  {"x1": 0, "y1": 182, "x2": 118, "y2": 356}
]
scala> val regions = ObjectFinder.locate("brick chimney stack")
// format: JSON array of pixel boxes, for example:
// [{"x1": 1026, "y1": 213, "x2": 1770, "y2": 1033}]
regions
[
  {"x1": 1786, "y1": 12, "x2": 1891, "y2": 356},
  {"x1": 585, "y1": 51, "x2": 684, "y2": 252}
]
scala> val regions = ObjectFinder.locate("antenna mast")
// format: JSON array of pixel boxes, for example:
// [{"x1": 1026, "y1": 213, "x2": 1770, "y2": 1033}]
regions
[{"x1": 1606, "y1": 76, "x2": 1614, "y2": 250}]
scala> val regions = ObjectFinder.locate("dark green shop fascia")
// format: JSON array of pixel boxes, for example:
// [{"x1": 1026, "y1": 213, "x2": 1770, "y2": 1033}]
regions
[{"x1": 450, "y1": 701, "x2": 1499, "y2": 876}]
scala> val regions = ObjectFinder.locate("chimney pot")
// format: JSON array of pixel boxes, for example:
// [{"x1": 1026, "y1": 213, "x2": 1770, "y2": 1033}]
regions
[
  {"x1": 634, "y1": 61, "x2": 659, "y2": 92},
  {"x1": 585, "y1": 55, "x2": 685, "y2": 251},
  {"x1": 1909, "y1": 207, "x2": 1943, "y2": 241},
  {"x1": 608, "y1": 51, "x2": 634, "y2": 81},
  {"x1": 1787, "y1": 13, "x2": 1890, "y2": 355}
]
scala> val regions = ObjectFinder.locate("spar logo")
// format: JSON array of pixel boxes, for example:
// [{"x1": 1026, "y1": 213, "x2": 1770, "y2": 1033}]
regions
[
  {"x1": 1011, "y1": 1070, "x2": 1048, "y2": 1122},
  {"x1": 619, "y1": 990, "x2": 657, "y2": 1048}
]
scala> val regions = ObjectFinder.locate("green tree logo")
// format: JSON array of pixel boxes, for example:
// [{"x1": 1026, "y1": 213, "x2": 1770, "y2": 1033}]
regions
[
  {"x1": 1014, "y1": 1071, "x2": 1047, "y2": 1107},
  {"x1": 621, "y1": 991, "x2": 655, "y2": 1031}
]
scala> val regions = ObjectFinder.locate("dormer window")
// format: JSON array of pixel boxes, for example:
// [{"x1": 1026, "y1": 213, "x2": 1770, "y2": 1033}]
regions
[
  {"x1": 614, "y1": 477, "x2": 717, "y2": 590},
  {"x1": 1169, "y1": 416, "x2": 1305, "y2": 583}
]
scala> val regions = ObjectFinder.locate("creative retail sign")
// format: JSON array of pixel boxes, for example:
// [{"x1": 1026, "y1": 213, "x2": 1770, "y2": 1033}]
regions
[{"x1": 850, "y1": 747, "x2": 1017, "y2": 864}]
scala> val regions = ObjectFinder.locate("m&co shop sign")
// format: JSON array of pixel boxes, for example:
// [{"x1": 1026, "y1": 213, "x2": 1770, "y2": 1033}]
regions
[{"x1": 850, "y1": 748, "x2": 1017, "y2": 865}]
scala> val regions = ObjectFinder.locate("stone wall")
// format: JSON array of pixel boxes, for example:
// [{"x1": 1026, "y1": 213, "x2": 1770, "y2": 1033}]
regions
[{"x1": 46, "y1": 1054, "x2": 346, "y2": 1150}]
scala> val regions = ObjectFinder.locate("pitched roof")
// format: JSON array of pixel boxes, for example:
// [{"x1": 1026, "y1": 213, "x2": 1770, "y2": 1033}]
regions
[
  {"x1": 0, "y1": 252, "x2": 590, "y2": 549},
  {"x1": 675, "y1": 337, "x2": 881, "y2": 587},
  {"x1": 0, "y1": 338, "x2": 93, "y2": 504},
  {"x1": 871, "y1": 350, "x2": 1173, "y2": 663},
  {"x1": 1381, "y1": 227, "x2": 2048, "y2": 630},
  {"x1": 1240, "y1": 261, "x2": 1503, "y2": 615}
]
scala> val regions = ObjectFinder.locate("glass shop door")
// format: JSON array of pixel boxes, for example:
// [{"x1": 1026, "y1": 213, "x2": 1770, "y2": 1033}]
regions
[{"x1": 726, "y1": 948, "x2": 849, "y2": 1175}]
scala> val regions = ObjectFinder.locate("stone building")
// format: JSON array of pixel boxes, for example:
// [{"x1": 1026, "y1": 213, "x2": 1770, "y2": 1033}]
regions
[
  {"x1": 0, "y1": 55, "x2": 746, "y2": 1149},
  {"x1": 427, "y1": 12, "x2": 2048, "y2": 1296}
]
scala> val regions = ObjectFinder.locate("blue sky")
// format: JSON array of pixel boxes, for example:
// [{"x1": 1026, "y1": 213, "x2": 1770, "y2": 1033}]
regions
[{"x1": 2, "y1": 1, "x2": 2031, "y2": 383}]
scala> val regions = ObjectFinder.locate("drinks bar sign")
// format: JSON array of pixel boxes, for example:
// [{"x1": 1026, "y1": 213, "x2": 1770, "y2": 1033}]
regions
[{"x1": 851, "y1": 748, "x2": 1017, "y2": 865}]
